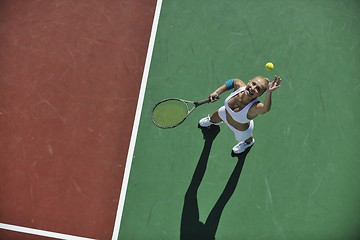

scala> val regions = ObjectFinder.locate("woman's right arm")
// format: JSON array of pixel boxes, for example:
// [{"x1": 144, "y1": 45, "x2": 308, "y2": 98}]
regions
[
  {"x1": 209, "y1": 83, "x2": 228, "y2": 102},
  {"x1": 209, "y1": 78, "x2": 245, "y2": 102}
]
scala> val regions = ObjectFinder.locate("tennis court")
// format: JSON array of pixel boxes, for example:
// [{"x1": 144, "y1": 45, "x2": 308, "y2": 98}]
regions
[{"x1": 1, "y1": 0, "x2": 360, "y2": 239}]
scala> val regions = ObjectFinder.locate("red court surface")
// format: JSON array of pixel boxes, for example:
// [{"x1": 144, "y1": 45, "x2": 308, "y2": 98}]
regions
[
  {"x1": 0, "y1": 229, "x2": 60, "y2": 240},
  {"x1": 0, "y1": 0, "x2": 156, "y2": 239}
]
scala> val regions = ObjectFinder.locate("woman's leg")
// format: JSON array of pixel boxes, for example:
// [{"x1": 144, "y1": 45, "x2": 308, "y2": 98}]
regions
[
  {"x1": 232, "y1": 122, "x2": 255, "y2": 154},
  {"x1": 210, "y1": 110, "x2": 223, "y2": 124},
  {"x1": 199, "y1": 108, "x2": 223, "y2": 127},
  {"x1": 245, "y1": 134, "x2": 253, "y2": 144}
]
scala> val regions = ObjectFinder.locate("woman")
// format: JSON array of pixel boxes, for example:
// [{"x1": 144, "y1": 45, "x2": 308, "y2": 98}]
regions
[{"x1": 199, "y1": 75, "x2": 281, "y2": 154}]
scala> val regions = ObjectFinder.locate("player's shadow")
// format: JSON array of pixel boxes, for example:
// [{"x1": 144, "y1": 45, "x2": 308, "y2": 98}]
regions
[{"x1": 180, "y1": 125, "x2": 252, "y2": 240}]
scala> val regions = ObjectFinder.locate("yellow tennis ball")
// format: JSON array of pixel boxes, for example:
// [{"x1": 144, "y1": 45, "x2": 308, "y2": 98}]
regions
[{"x1": 265, "y1": 62, "x2": 274, "y2": 71}]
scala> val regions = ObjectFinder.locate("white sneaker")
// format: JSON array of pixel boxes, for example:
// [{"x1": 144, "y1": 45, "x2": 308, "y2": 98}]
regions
[
  {"x1": 232, "y1": 138, "x2": 255, "y2": 154},
  {"x1": 199, "y1": 115, "x2": 222, "y2": 127}
]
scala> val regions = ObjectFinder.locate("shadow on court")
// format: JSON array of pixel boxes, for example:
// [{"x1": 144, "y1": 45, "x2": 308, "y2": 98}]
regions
[{"x1": 180, "y1": 125, "x2": 252, "y2": 240}]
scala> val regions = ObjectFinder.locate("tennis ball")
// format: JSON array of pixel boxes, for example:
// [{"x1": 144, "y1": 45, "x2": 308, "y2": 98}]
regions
[{"x1": 265, "y1": 62, "x2": 274, "y2": 71}]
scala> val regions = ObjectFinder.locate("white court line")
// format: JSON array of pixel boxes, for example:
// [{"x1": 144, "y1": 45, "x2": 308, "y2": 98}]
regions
[
  {"x1": 0, "y1": 2, "x2": 163, "y2": 240},
  {"x1": 0, "y1": 223, "x2": 95, "y2": 240},
  {"x1": 111, "y1": 0, "x2": 163, "y2": 239}
]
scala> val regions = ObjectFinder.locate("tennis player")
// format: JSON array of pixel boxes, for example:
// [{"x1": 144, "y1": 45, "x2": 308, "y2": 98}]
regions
[{"x1": 199, "y1": 75, "x2": 281, "y2": 154}]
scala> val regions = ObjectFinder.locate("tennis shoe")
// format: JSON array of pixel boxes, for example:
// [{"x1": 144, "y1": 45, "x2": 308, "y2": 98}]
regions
[
  {"x1": 199, "y1": 115, "x2": 222, "y2": 127},
  {"x1": 232, "y1": 138, "x2": 255, "y2": 154}
]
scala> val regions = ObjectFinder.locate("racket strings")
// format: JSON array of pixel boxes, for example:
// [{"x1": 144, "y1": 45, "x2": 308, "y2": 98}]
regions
[{"x1": 152, "y1": 99, "x2": 189, "y2": 128}]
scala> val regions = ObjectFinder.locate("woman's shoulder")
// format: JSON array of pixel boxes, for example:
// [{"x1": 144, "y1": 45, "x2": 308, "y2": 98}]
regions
[{"x1": 234, "y1": 78, "x2": 247, "y2": 90}]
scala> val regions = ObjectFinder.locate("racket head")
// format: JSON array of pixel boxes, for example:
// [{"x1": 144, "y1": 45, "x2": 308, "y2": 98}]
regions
[{"x1": 151, "y1": 98, "x2": 190, "y2": 129}]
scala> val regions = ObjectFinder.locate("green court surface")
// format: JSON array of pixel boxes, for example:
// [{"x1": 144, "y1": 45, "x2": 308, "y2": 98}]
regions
[{"x1": 119, "y1": 0, "x2": 360, "y2": 239}]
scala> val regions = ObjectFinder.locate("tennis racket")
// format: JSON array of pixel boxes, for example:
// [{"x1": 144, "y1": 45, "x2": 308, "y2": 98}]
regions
[{"x1": 151, "y1": 96, "x2": 219, "y2": 129}]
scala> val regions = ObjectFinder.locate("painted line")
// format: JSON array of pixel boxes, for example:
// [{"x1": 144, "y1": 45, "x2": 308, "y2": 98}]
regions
[
  {"x1": 111, "y1": 0, "x2": 163, "y2": 239},
  {"x1": 0, "y1": 223, "x2": 95, "y2": 240}
]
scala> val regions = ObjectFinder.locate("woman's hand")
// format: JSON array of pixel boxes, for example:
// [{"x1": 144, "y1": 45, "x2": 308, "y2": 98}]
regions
[
  {"x1": 209, "y1": 91, "x2": 219, "y2": 102},
  {"x1": 267, "y1": 75, "x2": 281, "y2": 93}
]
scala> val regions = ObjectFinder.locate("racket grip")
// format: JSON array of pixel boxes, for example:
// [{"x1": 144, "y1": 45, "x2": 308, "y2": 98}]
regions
[{"x1": 195, "y1": 96, "x2": 220, "y2": 106}]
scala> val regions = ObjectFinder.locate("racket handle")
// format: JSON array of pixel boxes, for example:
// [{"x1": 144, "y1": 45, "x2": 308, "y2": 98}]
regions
[{"x1": 195, "y1": 96, "x2": 220, "y2": 106}]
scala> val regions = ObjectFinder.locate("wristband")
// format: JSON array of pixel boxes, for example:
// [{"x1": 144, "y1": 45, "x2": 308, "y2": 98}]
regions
[{"x1": 225, "y1": 79, "x2": 234, "y2": 90}]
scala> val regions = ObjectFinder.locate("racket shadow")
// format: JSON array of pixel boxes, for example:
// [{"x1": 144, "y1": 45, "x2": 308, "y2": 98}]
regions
[{"x1": 180, "y1": 125, "x2": 252, "y2": 240}]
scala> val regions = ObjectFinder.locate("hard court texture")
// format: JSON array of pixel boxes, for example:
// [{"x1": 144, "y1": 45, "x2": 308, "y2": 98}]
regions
[
  {"x1": 1, "y1": 0, "x2": 360, "y2": 240},
  {"x1": 119, "y1": 0, "x2": 360, "y2": 240}
]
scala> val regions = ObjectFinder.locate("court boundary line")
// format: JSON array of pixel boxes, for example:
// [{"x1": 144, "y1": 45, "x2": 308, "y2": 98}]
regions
[
  {"x1": 111, "y1": 0, "x2": 163, "y2": 239},
  {"x1": 0, "y1": 223, "x2": 95, "y2": 240}
]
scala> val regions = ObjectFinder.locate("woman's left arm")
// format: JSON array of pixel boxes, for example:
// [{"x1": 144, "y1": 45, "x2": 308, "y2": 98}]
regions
[{"x1": 251, "y1": 75, "x2": 282, "y2": 116}]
